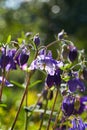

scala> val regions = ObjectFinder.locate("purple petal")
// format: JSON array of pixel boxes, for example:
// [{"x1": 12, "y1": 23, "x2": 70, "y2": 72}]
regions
[
  {"x1": 68, "y1": 78, "x2": 85, "y2": 92},
  {"x1": 80, "y1": 97, "x2": 87, "y2": 102}
]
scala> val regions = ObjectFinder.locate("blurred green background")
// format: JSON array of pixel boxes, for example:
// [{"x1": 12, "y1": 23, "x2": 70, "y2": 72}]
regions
[
  {"x1": 0, "y1": 0, "x2": 87, "y2": 49},
  {"x1": 0, "y1": 0, "x2": 87, "y2": 130}
]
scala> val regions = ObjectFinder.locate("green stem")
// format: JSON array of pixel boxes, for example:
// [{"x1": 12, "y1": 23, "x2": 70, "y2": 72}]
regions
[
  {"x1": 53, "y1": 107, "x2": 61, "y2": 130},
  {"x1": 27, "y1": 94, "x2": 42, "y2": 120},
  {"x1": 25, "y1": 74, "x2": 29, "y2": 130},
  {"x1": 11, "y1": 47, "x2": 38, "y2": 130},
  {"x1": 46, "y1": 89, "x2": 58, "y2": 130},
  {"x1": 46, "y1": 40, "x2": 58, "y2": 48},
  {"x1": 39, "y1": 99, "x2": 48, "y2": 130},
  {"x1": 10, "y1": 72, "x2": 32, "y2": 130},
  {"x1": 0, "y1": 69, "x2": 6, "y2": 102}
]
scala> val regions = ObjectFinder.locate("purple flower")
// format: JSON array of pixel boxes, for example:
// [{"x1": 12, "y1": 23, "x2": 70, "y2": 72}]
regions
[
  {"x1": 62, "y1": 96, "x2": 87, "y2": 116},
  {"x1": 29, "y1": 49, "x2": 63, "y2": 75},
  {"x1": 6, "y1": 49, "x2": 18, "y2": 70},
  {"x1": 33, "y1": 35, "x2": 40, "y2": 46},
  {"x1": 69, "y1": 118, "x2": 87, "y2": 130},
  {"x1": 67, "y1": 78, "x2": 85, "y2": 92},
  {"x1": 62, "y1": 95, "x2": 75, "y2": 116},
  {"x1": 6, "y1": 48, "x2": 29, "y2": 70},
  {"x1": 46, "y1": 69, "x2": 61, "y2": 88},
  {"x1": 0, "y1": 48, "x2": 9, "y2": 69},
  {"x1": 68, "y1": 45, "x2": 78, "y2": 62},
  {"x1": 19, "y1": 50, "x2": 29, "y2": 66},
  {"x1": 0, "y1": 76, "x2": 13, "y2": 87}
]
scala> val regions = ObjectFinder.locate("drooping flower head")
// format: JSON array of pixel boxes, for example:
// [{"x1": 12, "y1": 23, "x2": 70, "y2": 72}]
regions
[
  {"x1": 29, "y1": 49, "x2": 63, "y2": 75},
  {"x1": 6, "y1": 46, "x2": 30, "y2": 70},
  {"x1": 18, "y1": 48, "x2": 29, "y2": 66},
  {"x1": 46, "y1": 69, "x2": 61, "y2": 88},
  {"x1": 0, "y1": 47, "x2": 9, "y2": 69},
  {"x1": 62, "y1": 95, "x2": 87, "y2": 116},
  {"x1": 62, "y1": 95, "x2": 75, "y2": 116},
  {"x1": 6, "y1": 49, "x2": 18, "y2": 70},
  {"x1": 67, "y1": 78, "x2": 85, "y2": 92}
]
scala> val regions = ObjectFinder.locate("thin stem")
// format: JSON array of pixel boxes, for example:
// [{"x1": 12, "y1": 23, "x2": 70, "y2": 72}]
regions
[
  {"x1": 28, "y1": 94, "x2": 42, "y2": 120},
  {"x1": 70, "y1": 60, "x2": 87, "y2": 70},
  {"x1": 46, "y1": 40, "x2": 58, "y2": 48},
  {"x1": 46, "y1": 89, "x2": 58, "y2": 130},
  {"x1": 25, "y1": 74, "x2": 29, "y2": 130},
  {"x1": 0, "y1": 69, "x2": 6, "y2": 102},
  {"x1": 53, "y1": 107, "x2": 61, "y2": 130},
  {"x1": 11, "y1": 46, "x2": 38, "y2": 130},
  {"x1": 11, "y1": 72, "x2": 32, "y2": 130},
  {"x1": 38, "y1": 99, "x2": 48, "y2": 130},
  {"x1": 0, "y1": 47, "x2": 7, "y2": 102}
]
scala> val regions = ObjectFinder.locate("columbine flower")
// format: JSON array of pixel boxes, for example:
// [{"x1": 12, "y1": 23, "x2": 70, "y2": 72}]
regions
[
  {"x1": 62, "y1": 95, "x2": 87, "y2": 116},
  {"x1": 18, "y1": 48, "x2": 29, "y2": 66},
  {"x1": 46, "y1": 69, "x2": 61, "y2": 88},
  {"x1": 6, "y1": 49, "x2": 18, "y2": 70},
  {"x1": 62, "y1": 95, "x2": 75, "y2": 116},
  {"x1": 67, "y1": 78, "x2": 85, "y2": 92},
  {"x1": 29, "y1": 49, "x2": 63, "y2": 75},
  {"x1": 0, "y1": 48, "x2": 9, "y2": 69},
  {"x1": 68, "y1": 45, "x2": 78, "y2": 62},
  {"x1": 0, "y1": 76, "x2": 13, "y2": 87},
  {"x1": 69, "y1": 118, "x2": 87, "y2": 130}
]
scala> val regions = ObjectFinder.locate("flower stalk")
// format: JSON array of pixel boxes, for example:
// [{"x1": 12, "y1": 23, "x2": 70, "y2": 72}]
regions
[{"x1": 46, "y1": 88, "x2": 59, "y2": 130}]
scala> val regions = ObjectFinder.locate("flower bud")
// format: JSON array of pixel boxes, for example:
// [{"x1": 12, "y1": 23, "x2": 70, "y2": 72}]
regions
[
  {"x1": 68, "y1": 46, "x2": 78, "y2": 62},
  {"x1": 58, "y1": 30, "x2": 67, "y2": 40},
  {"x1": 33, "y1": 35, "x2": 40, "y2": 46}
]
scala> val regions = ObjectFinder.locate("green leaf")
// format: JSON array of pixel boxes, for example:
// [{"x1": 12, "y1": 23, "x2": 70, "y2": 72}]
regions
[
  {"x1": 17, "y1": 38, "x2": 23, "y2": 44},
  {"x1": 7, "y1": 35, "x2": 11, "y2": 43},
  {"x1": 29, "y1": 80, "x2": 42, "y2": 89},
  {"x1": 11, "y1": 80, "x2": 42, "y2": 89},
  {"x1": 61, "y1": 63, "x2": 72, "y2": 70},
  {"x1": 0, "y1": 103, "x2": 7, "y2": 108},
  {"x1": 62, "y1": 76, "x2": 70, "y2": 82},
  {"x1": 11, "y1": 80, "x2": 25, "y2": 89}
]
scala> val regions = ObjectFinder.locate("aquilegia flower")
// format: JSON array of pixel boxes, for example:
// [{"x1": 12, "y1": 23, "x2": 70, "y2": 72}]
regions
[
  {"x1": 29, "y1": 49, "x2": 63, "y2": 75},
  {"x1": 6, "y1": 49, "x2": 18, "y2": 70},
  {"x1": 0, "y1": 47, "x2": 9, "y2": 69},
  {"x1": 62, "y1": 95, "x2": 75, "y2": 116},
  {"x1": 1, "y1": 47, "x2": 30, "y2": 71},
  {"x1": 46, "y1": 69, "x2": 61, "y2": 88},
  {"x1": 18, "y1": 48, "x2": 29, "y2": 66},
  {"x1": 67, "y1": 78, "x2": 85, "y2": 92},
  {"x1": 62, "y1": 95, "x2": 87, "y2": 116},
  {"x1": 69, "y1": 118, "x2": 87, "y2": 130}
]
